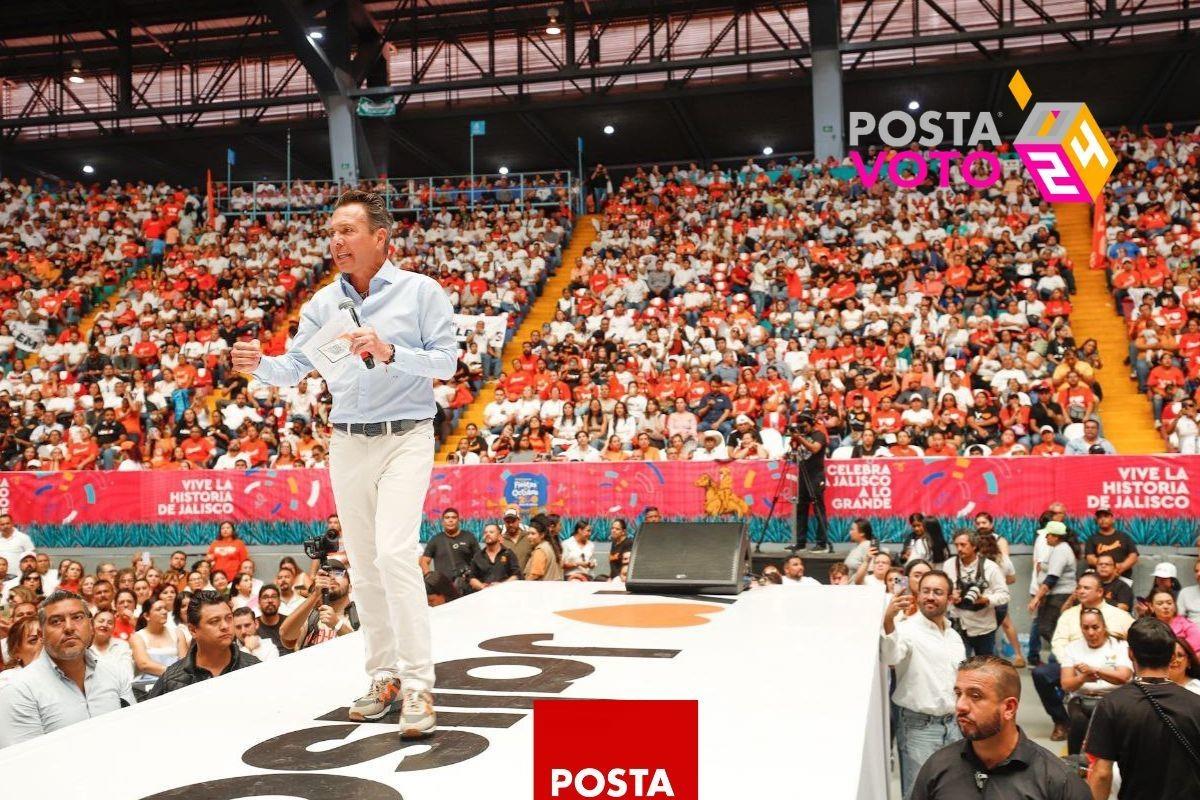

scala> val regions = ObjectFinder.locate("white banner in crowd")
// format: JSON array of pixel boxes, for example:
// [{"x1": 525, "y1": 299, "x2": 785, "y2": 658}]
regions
[
  {"x1": 453, "y1": 312, "x2": 508, "y2": 348},
  {"x1": 11, "y1": 322, "x2": 47, "y2": 353},
  {"x1": 104, "y1": 326, "x2": 144, "y2": 351}
]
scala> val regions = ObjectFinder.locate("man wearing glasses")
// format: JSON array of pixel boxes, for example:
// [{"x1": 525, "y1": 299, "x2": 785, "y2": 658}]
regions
[
  {"x1": 0, "y1": 591, "x2": 134, "y2": 747},
  {"x1": 880, "y1": 571, "x2": 967, "y2": 799},
  {"x1": 280, "y1": 559, "x2": 359, "y2": 653}
]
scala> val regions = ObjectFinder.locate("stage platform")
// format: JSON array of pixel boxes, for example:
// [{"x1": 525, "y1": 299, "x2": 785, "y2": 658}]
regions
[{"x1": 1, "y1": 582, "x2": 890, "y2": 799}]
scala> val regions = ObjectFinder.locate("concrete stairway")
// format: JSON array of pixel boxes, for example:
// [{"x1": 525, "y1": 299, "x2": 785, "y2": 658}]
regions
[
  {"x1": 1055, "y1": 203, "x2": 1163, "y2": 454},
  {"x1": 435, "y1": 215, "x2": 598, "y2": 461}
]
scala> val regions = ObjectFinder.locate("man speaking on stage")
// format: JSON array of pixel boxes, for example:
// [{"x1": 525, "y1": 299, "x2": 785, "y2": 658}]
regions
[{"x1": 231, "y1": 190, "x2": 456, "y2": 739}]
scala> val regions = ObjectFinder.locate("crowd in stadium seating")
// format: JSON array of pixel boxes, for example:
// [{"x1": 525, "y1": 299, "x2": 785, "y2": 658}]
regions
[
  {"x1": 1099, "y1": 124, "x2": 1200, "y2": 452},
  {"x1": 452, "y1": 155, "x2": 1119, "y2": 464},
  {"x1": 0, "y1": 175, "x2": 570, "y2": 471}
]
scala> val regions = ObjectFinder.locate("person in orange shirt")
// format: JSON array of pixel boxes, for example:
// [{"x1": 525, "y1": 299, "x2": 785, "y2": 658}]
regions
[
  {"x1": 923, "y1": 431, "x2": 958, "y2": 457},
  {"x1": 238, "y1": 425, "x2": 270, "y2": 467},
  {"x1": 1030, "y1": 426, "x2": 1065, "y2": 456}
]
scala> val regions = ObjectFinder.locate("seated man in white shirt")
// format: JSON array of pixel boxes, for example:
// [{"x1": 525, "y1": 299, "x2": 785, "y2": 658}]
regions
[
  {"x1": 691, "y1": 430, "x2": 729, "y2": 461},
  {"x1": 780, "y1": 555, "x2": 820, "y2": 585},
  {"x1": 0, "y1": 591, "x2": 135, "y2": 747},
  {"x1": 560, "y1": 431, "x2": 600, "y2": 462}
]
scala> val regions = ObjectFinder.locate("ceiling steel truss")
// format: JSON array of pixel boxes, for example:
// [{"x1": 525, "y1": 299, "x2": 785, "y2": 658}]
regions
[{"x1": 0, "y1": 0, "x2": 1196, "y2": 138}]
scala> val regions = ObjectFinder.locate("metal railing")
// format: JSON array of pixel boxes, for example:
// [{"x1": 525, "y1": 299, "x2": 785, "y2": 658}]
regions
[{"x1": 213, "y1": 172, "x2": 580, "y2": 219}]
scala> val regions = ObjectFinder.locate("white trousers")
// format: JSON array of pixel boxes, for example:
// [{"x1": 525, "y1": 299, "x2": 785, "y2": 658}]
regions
[{"x1": 329, "y1": 422, "x2": 435, "y2": 692}]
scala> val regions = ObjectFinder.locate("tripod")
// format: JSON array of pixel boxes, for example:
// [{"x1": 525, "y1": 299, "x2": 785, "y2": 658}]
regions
[{"x1": 755, "y1": 450, "x2": 797, "y2": 553}]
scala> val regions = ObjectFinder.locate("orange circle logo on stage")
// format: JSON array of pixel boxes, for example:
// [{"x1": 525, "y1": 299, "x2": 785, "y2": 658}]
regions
[{"x1": 555, "y1": 603, "x2": 725, "y2": 628}]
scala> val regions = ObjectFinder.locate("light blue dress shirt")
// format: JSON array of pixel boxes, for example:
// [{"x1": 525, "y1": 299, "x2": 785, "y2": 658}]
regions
[
  {"x1": 253, "y1": 260, "x2": 459, "y2": 424},
  {"x1": 0, "y1": 649, "x2": 135, "y2": 748}
]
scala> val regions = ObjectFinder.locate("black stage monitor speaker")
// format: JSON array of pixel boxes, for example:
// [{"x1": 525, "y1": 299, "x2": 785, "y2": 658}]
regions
[{"x1": 626, "y1": 521, "x2": 750, "y2": 595}]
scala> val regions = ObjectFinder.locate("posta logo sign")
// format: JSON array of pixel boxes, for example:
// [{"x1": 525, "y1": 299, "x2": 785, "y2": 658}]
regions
[
  {"x1": 534, "y1": 700, "x2": 698, "y2": 800},
  {"x1": 846, "y1": 70, "x2": 1114, "y2": 203}
]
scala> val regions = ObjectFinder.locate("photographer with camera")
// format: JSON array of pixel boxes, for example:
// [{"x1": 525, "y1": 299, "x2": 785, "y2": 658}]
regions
[
  {"x1": 279, "y1": 559, "x2": 359, "y2": 654},
  {"x1": 420, "y1": 508, "x2": 481, "y2": 597},
  {"x1": 943, "y1": 530, "x2": 1010, "y2": 657},
  {"x1": 784, "y1": 412, "x2": 831, "y2": 554}
]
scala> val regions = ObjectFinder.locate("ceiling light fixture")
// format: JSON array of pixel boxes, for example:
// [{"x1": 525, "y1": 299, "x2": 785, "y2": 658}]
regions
[
  {"x1": 499, "y1": 166, "x2": 510, "y2": 175},
  {"x1": 546, "y1": 8, "x2": 562, "y2": 36},
  {"x1": 82, "y1": 164, "x2": 95, "y2": 174},
  {"x1": 68, "y1": 60, "x2": 85, "y2": 84},
  {"x1": 603, "y1": 124, "x2": 615, "y2": 135},
  {"x1": 762, "y1": 146, "x2": 774, "y2": 156}
]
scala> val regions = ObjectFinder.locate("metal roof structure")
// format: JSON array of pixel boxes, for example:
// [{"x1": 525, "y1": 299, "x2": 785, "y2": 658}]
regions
[{"x1": 1, "y1": 1, "x2": 1198, "y2": 182}]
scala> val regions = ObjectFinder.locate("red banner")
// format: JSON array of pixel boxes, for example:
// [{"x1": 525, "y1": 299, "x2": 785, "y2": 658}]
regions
[{"x1": 4, "y1": 456, "x2": 1196, "y2": 526}]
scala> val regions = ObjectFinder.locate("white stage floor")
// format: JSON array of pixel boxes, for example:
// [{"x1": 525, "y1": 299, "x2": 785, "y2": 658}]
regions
[{"x1": 0, "y1": 583, "x2": 889, "y2": 799}]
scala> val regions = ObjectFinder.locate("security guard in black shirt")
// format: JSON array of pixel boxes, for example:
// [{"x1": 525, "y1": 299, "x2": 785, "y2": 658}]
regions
[
  {"x1": 913, "y1": 655, "x2": 1089, "y2": 799},
  {"x1": 467, "y1": 524, "x2": 521, "y2": 591}
]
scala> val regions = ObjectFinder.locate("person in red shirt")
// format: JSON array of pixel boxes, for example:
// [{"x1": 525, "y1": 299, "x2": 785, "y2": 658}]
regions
[
  {"x1": 132, "y1": 337, "x2": 160, "y2": 365},
  {"x1": 207, "y1": 521, "x2": 250, "y2": 586},
  {"x1": 1156, "y1": 293, "x2": 1187, "y2": 332},
  {"x1": 238, "y1": 426, "x2": 270, "y2": 467},
  {"x1": 63, "y1": 429, "x2": 100, "y2": 470},
  {"x1": 141, "y1": 211, "x2": 167, "y2": 240},
  {"x1": 1146, "y1": 353, "x2": 1186, "y2": 420},
  {"x1": 180, "y1": 427, "x2": 214, "y2": 467},
  {"x1": 1056, "y1": 372, "x2": 1097, "y2": 420},
  {"x1": 870, "y1": 396, "x2": 903, "y2": 435}
]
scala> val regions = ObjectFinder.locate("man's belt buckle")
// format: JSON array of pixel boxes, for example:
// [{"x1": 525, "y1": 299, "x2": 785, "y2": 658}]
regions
[{"x1": 363, "y1": 421, "x2": 385, "y2": 436}]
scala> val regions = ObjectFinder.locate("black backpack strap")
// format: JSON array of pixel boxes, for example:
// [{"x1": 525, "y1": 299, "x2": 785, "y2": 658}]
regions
[{"x1": 1132, "y1": 680, "x2": 1200, "y2": 774}]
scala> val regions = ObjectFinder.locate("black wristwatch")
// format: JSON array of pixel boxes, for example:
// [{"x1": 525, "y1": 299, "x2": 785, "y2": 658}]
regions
[{"x1": 383, "y1": 344, "x2": 396, "y2": 365}]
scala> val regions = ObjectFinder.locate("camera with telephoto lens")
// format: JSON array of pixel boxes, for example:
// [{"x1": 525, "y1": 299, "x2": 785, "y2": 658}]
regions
[
  {"x1": 956, "y1": 577, "x2": 987, "y2": 611},
  {"x1": 303, "y1": 529, "x2": 341, "y2": 567},
  {"x1": 788, "y1": 413, "x2": 815, "y2": 437}
]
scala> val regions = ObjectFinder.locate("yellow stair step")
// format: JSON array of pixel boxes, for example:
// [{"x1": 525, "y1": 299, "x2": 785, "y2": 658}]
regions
[
  {"x1": 436, "y1": 216, "x2": 599, "y2": 461},
  {"x1": 1054, "y1": 202, "x2": 1163, "y2": 454}
]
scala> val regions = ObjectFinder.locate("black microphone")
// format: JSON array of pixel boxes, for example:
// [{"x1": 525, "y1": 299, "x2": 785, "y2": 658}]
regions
[{"x1": 337, "y1": 299, "x2": 374, "y2": 369}]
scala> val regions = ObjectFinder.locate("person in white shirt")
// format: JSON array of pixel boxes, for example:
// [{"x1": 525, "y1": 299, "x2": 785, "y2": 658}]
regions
[
  {"x1": 1029, "y1": 519, "x2": 1077, "y2": 662},
  {"x1": 0, "y1": 592, "x2": 135, "y2": 747},
  {"x1": 1178, "y1": 557, "x2": 1200, "y2": 624},
  {"x1": 0, "y1": 515, "x2": 34, "y2": 568},
  {"x1": 1034, "y1": 572, "x2": 1134, "y2": 743},
  {"x1": 233, "y1": 607, "x2": 279, "y2": 660},
  {"x1": 943, "y1": 529, "x2": 1010, "y2": 657},
  {"x1": 780, "y1": 555, "x2": 820, "y2": 586},
  {"x1": 1058, "y1": 607, "x2": 1133, "y2": 755},
  {"x1": 87, "y1": 608, "x2": 134, "y2": 684},
  {"x1": 880, "y1": 570, "x2": 967, "y2": 799},
  {"x1": 560, "y1": 522, "x2": 597, "y2": 580},
  {"x1": 560, "y1": 431, "x2": 600, "y2": 462},
  {"x1": 691, "y1": 430, "x2": 728, "y2": 461},
  {"x1": 1171, "y1": 401, "x2": 1199, "y2": 454},
  {"x1": 274, "y1": 567, "x2": 306, "y2": 616}
]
